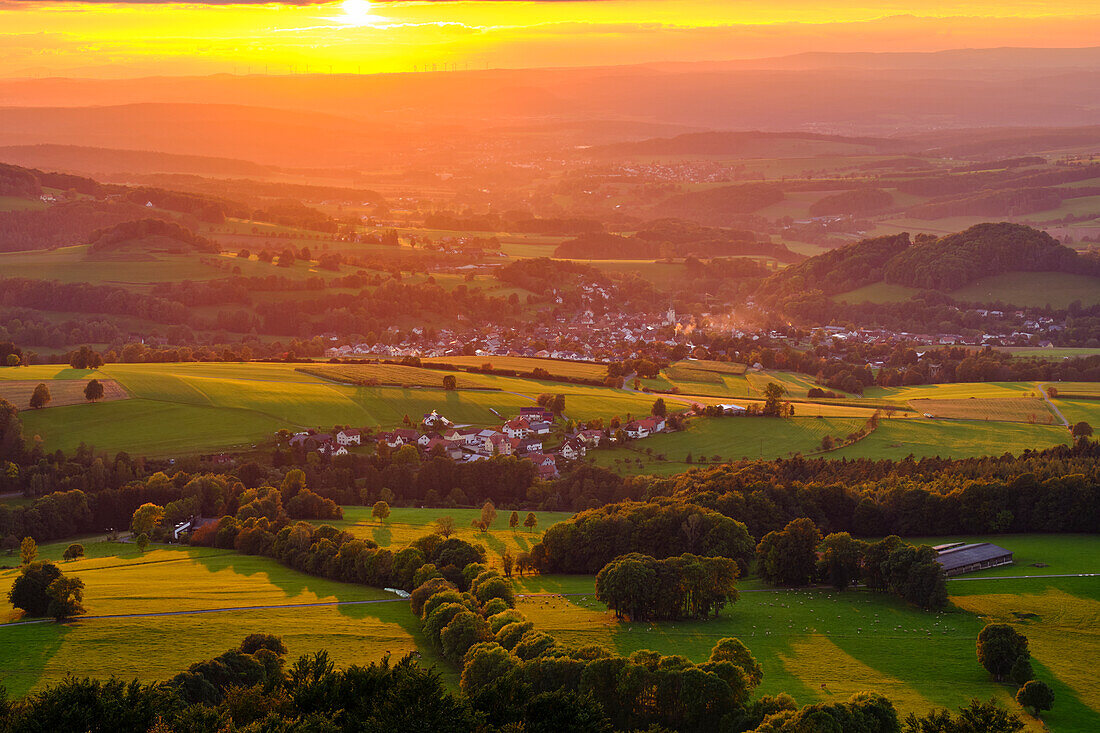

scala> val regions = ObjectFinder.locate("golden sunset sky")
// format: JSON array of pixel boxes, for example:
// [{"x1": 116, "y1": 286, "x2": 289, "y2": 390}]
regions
[{"x1": 2, "y1": 0, "x2": 1099, "y2": 77}]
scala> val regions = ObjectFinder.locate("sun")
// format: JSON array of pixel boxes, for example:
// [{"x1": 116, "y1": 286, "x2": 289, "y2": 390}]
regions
[{"x1": 339, "y1": 0, "x2": 374, "y2": 26}]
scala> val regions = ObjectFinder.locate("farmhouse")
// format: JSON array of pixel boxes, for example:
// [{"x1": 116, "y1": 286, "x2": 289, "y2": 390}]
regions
[
  {"x1": 577, "y1": 429, "x2": 604, "y2": 447},
  {"x1": 503, "y1": 417, "x2": 533, "y2": 439},
  {"x1": 335, "y1": 429, "x2": 362, "y2": 446},
  {"x1": 934, "y1": 542, "x2": 1014, "y2": 576},
  {"x1": 560, "y1": 436, "x2": 586, "y2": 460},
  {"x1": 520, "y1": 406, "x2": 555, "y2": 423}
]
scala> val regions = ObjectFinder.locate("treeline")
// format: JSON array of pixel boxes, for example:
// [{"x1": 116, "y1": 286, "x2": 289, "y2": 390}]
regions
[
  {"x1": 595, "y1": 552, "x2": 739, "y2": 620},
  {"x1": 652, "y1": 183, "x2": 785, "y2": 223},
  {"x1": 121, "y1": 185, "x2": 239, "y2": 223},
  {"x1": 0, "y1": 633, "x2": 1025, "y2": 732},
  {"x1": 756, "y1": 233, "x2": 910, "y2": 300},
  {"x1": 709, "y1": 341, "x2": 1100, "y2": 392},
  {"x1": 87, "y1": 218, "x2": 221, "y2": 254},
  {"x1": 896, "y1": 162, "x2": 1100, "y2": 197},
  {"x1": 2, "y1": 636, "x2": 482, "y2": 732},
  {"x1": 0, "y1": 163, "x2": 40, "y2": 198},
  {"x1": 530, "y1": 500, "x2": 756, "y2": 574},
  {"x1": 0, "y1": 278, "x2": 190, "y2": 325},
  {"x1": 906, "y1": 186, "x2": 1064, "y2": 219},
  {"x1": 254, "y1": 280, "x2": 514, "y2": 337},
  {"x1": 655, "y1": 442, "x2": 1100, "y2": 539},
  {"x1": 496, "y1": 257, "x2": 609, "y2": 294},
  {"x1": 779, "y1": 290, "x2": 1100, "y2": 349},
  {"x1": 413, "y1": 572, "x2": 789, "y2": 733},
  {"x1": 808, "y1": 187, "x2": 893, "y2": 217},
  {"x1": 555, "y1": 230, "x2": 788, "y2": 261},
  {"x1": 0, "y1": 200, "x2": 179, "y2": 252},
  {"x1": 424, "y1": 211, "x2": 604, "y2": 236},
  {"x1": 757, "y1": 520, "x2": 947, "y2": 610}
]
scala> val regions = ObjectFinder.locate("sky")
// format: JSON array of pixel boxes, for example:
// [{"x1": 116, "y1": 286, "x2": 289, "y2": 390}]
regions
[{"x1": 1, "y1": 0, "x2": 1099, "y2": 78}]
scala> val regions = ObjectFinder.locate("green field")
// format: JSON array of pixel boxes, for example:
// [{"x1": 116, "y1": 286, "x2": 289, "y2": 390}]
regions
[
  {"x1": 5, "y1": 362, "x2": 653, "y2": 455},
  {"x1": 515, "y1": 534, "x2": 1100, "y2": 731},
  {"x1": 0, "y1": 540, "x2": 442, "y2": 697},
  {"x1": 908, "y1": 397, "x2": 1057, "y2": 424},
  {"x1": 952, "y1": 272, "x2": 1100, "y2": 309},
  {"x1": 2, "y1": 363, "x2": 1080, "y2": 459},
  {"x1": 591, "y1": 416, "x2": 868, "y2": 475},
  {"x1": 330, "y1": 506, "x2": 573, "y2": 569},
  {"x1": 867, "y1": 381, "x2": 1039, "y2": 402},
  {"x1": 423, "y1": 356, "x2": 608, "y2": 382},
  {"x1": 2, "y1": 531, "x2": 1096, "y2": 730},
  {"x1": 829, "y1": 419, "x2": 1071, "y2": 460},
  {"x1": 832, "y1": 272, "x2": 1100, "y2": 309}
]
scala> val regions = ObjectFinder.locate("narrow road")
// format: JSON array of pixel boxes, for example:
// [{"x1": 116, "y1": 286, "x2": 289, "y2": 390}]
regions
[{"x1": 1036, "y1": 383, "x2": 1069, "y2": 427}]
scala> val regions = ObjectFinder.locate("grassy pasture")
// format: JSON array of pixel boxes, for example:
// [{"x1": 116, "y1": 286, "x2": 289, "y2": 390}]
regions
[
  {"x1": 1052, "y1": 398, "x2": 1100, "y2": 429},
  {"x1": 0, "y1": 379, "x2": 127, "y2": 410},
  {"x1": 422, "y1": 356, "x2": 609, "y2": 382},
  {"x1": 330, "y1": 506, "x2": 572, "y2": 569},
  {"x1": 0, "y1": 541, "x2": 441, "y2": 697},
  {"x1": 663, "y1": 365, "x2": 725, "y2": 384},
  {"x1": 674, "y1": 359, "x2": 748, "y2": 375},
  {"x1": 831, "y1": 272, "x2": 1100, "y2": 309},
  {"x1": 1048, "y1": 382, "x2": 1100, "y2": 398},
  {"x1": 909, "y1": 397, "x2": 1058, "y2": 424},
  {"x1": 515, "y1": 534, "x2": 1100, "y2": 731},
  {"x1": 0, "y1": 246, "x2": 241, "y2": 284},
  {"x1": 517, "y1": 589, "x2": 1047, "y2": 728},
  {"x1": 828, "y1": 419, "x2": 1071, "y2": 460},
  {"x1": 1008, "y1": 348, "x2": 1100, "y2": 360},
  {"x1": 298, "y1": 363, "x2": 481, "y2": 389},
  {"x1": 590, "y1": 417, "x2": 867, "y2": 475},
  {"x1": 952, "y1": 272, "x2": 1100, "y2": 309},
  {"x1": 867, "y1": 381, "x2": 1038, "y2": 402},
  {"x1": 0, "y1": 196, "x2": 46, "y2": 212}
]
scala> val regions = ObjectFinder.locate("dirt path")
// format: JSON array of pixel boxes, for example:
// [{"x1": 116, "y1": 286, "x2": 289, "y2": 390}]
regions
[{"x1": 1037, "y1": 383, "x2": 1070, "y2": 427}]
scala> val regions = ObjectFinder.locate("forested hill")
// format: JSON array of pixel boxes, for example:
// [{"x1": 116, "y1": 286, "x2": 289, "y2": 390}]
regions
[
  {"x1": 755, "y1": 233, "x2": 911, "y2": 300},
  {"x1": 756, "y1": 223, "x2": 1100, "y2": 301},
  {"x1": 86, "y1": 218, "x2": 221, "y2": 255},
  {"x1": 882, "y1": 222, "x2": 1100, "y2": 290}
]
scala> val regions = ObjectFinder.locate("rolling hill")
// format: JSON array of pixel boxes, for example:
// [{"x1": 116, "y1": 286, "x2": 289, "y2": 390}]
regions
[{"x1": 760, "y1": 223, "x2": 1100, "y2": 306}]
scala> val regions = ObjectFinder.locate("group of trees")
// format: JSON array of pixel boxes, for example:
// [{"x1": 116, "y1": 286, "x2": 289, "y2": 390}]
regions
[
  {"x1": 658, "y1": 440, "x2": 1100, "y2": 539},
  {"x1": 414, "y1": 566, "x2": 778, "y2": 732},
  {"x1": 882, "y1": 223, "x2": 1099, "y2": 291},
  {"x1": 755, "y1": 520, "x2": 947, "y2": 609},
  {"x1": 86, "y1": 219, "x2": 220, "y2": 254},
  {"x1": 7, "y1": 538, "x2": 86, "y2": 622},
  {"x1": 976, "y1": 624, "x2": 1055, "y2": 719},
  {"x1": 530, "y1": 500, "x2": 756, "y2": 575},
  {"x1": 1, "y1": 636, "x2": 481, "y2": 732},
  {"x1": 595, "y1": 552, "x2": 739, "y2": 621}
]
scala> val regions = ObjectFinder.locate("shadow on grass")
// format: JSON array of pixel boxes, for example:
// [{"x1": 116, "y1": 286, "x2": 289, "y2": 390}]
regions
[
  {"x1": 0, "y1": 619, "x2": 69, "y2": 697},
  {"x1": 371, "y1": 526, "x2": 392, "y2": 547},
  {"x1": 1025, "y1": 657, "x2": 1100, "y2": 733}
]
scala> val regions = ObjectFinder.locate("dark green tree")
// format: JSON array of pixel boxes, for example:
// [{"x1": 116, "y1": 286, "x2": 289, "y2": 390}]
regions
[{"x1": 977, "y1": 624, "x2": 1029, "y2": 682}]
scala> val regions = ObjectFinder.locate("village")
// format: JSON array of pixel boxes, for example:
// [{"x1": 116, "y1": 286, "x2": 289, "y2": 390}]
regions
[{"x1": 282, "y1": 406, "x2": 670, "y2": 479}]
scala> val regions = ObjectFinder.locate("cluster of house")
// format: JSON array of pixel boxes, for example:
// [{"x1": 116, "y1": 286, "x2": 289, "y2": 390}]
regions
[
  {"x1": 287, "y1": 428, "x2": 365, "y2": 457},
  {"x1": 283, "y1": 407, "x2": 670, "y2": 479},
  {"x1": 321, "y1": 283, "x2": 688, "y2": 363},
  {"x1": 376, "y1": 406, "x2": 571, "y2": 479}
]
